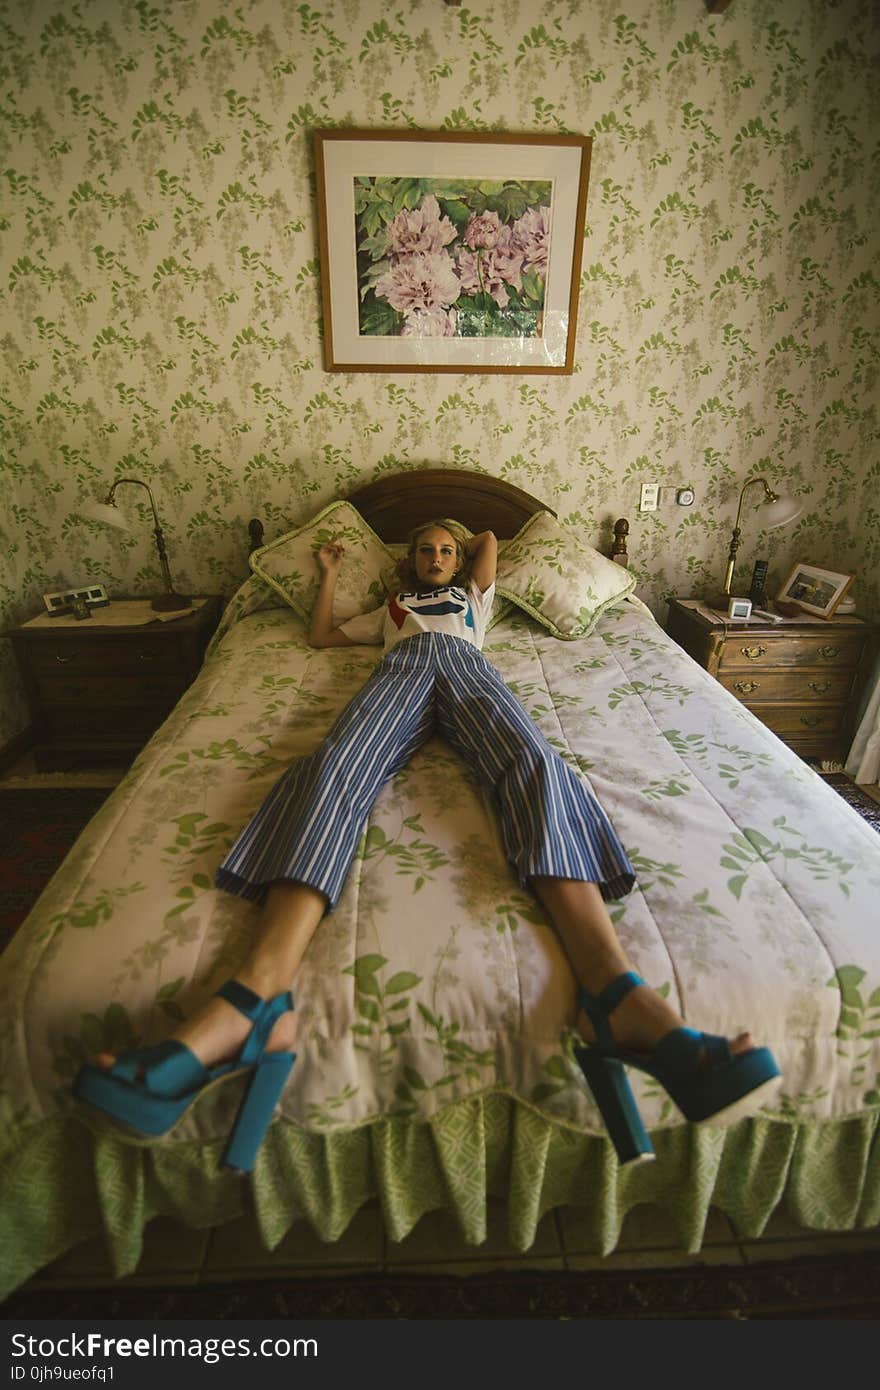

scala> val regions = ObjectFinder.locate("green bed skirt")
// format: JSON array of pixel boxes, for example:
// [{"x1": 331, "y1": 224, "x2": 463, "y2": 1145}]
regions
[{"x1": 3, "y1": 1095, "x2": 879, "y2": 1300}]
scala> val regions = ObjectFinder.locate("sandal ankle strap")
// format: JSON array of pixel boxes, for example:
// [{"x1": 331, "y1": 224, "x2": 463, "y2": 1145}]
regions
[
  {"x1": 577, "y1": 971, "x2": 644, "y2": 1054},
  {"x1": 598, "y1": 971, "x2": 644, "y2": 1015},
  {"x1": 217, "y1": 981, "x2": 296, "y2": 1066},
  {"x1": 217, "y1": 979, "x2": 265, "y2": 1019}
]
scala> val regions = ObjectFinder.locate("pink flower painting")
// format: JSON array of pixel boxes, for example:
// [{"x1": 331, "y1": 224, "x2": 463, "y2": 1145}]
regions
[
  {"x1": 385, "y1": 195, "x2": 458, "y2": 259},
  {"x1": 354, "y1": 175, "x2": 553, "y2": 340},
  {"x1": 374, "y1": 252, "x2": 461, "y2": 315}
]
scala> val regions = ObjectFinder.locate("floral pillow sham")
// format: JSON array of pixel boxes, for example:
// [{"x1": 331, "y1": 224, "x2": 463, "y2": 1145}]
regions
[
  {"x1": 496, "y1": 510, "x2": 636, "y2": 639},
  {"x1": 249, "y1": 501, "x2": 395, "y2": 625}
]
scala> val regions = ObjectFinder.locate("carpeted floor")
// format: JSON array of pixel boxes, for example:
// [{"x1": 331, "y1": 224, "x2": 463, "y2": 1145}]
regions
[
  {"x1": 5, "y1": 1250, "x2": 880, "y2": 1320},
  {"x1": 0, "y1": 787, "x2": 112, "y2": 950},
  {"x1": 821, "y1": 773, "x2": 880, "y2": 830}
]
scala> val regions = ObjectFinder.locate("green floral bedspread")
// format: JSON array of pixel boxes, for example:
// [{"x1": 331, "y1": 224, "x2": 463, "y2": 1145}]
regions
[{"x1": 2, "y1": 591, "x2": 879, "y2": 1294}]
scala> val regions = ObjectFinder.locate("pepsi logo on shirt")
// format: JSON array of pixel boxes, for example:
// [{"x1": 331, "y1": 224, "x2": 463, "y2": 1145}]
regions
[{"x1": 389, "y1": 586, "x2": 475, "y2": 631}]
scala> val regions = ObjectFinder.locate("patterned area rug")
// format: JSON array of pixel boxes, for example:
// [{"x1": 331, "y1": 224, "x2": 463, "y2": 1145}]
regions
[
  {"x1": 0, "y1": 787, "x2": 111, "y2": 950},
  {"x1": 822, "y1": 774, "x2": 880, "y2": 831},
  {"x1": 4, "y1": 1252, "x2": 880, "y2": 1319}
]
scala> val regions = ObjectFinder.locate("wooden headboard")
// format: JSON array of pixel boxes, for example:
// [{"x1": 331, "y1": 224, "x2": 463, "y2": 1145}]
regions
[
  {"x1": 347, "y1": 468, "x2": 551, "y2": 541},
  {"x1": 248, "y1": 468, "x2": 630, "y2": 566}
]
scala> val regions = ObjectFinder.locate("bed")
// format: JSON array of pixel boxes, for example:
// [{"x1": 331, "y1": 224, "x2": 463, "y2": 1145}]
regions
[{"x1": 2, "y1": 467, "x2": 879, "y2": 1300}]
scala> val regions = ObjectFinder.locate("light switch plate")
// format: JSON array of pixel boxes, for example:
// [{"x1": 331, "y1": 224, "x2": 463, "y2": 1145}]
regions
[
  {"x1": 639, "y1": 483, "x2": 659, "y2": 512},
  {"x1": 42, "y1": 584, "x2": 110, "y2": 615}
]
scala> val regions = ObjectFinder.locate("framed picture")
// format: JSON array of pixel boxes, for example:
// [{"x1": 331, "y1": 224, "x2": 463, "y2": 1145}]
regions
[
  {"x1": 313, "y1": 128, "x2": 592, "y2": 374},
  {"x1": 776, "y1": 562, "x2": 854, "y2": 618}
]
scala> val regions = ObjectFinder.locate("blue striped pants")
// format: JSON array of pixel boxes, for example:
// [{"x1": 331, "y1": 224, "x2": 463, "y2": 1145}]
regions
[{"x1": 215, "y1": 632, "x2": 635, "y2": 909}]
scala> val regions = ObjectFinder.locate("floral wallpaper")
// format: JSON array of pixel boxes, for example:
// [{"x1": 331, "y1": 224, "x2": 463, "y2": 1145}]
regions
[{"x1": 1, "y1": 0, "x2": 878, "y2": 747}]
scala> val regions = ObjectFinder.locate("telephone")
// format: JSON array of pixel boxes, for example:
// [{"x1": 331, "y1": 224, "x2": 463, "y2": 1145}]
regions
[
  {"x1": 42, "y1": 584, "x2": 110, "y2": 615},
  {"x1": 749, "y1": 560, "x2": 769, "y2": 606}
]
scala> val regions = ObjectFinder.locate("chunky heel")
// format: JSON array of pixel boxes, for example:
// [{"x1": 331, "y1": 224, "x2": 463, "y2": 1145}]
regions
[
  {"x1": 222, "y1": 1051, "x2": 295, "y2": 1173},
  {"x1": 572, "y1": 972, "x2": 782, "y2": 1155},
  {"x1": 574, "y1": 1046, "x2": 655, "y2": 1165},
  {"x1": 73, "y1": 980, "x2": 297, "y2": 1174}
]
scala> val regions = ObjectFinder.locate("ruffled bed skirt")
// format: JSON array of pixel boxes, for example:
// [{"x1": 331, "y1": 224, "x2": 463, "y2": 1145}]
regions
[{"x1": 3, "y1": 1096, "x2": 879, "y2": 1300}]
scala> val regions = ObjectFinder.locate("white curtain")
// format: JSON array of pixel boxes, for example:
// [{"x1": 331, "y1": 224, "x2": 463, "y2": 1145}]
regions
[{"x1": 846, "y1": 655, "x2": 880, "y2": 784}]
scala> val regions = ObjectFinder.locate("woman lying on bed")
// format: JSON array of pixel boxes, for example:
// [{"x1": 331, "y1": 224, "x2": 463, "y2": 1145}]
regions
[{"x1": 74, "y1": 519, "x2": 781, "y2": 1171}]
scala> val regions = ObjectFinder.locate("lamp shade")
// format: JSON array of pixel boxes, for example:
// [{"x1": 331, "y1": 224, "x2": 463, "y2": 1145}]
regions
[
  {"x1": 761, "y1": 494, "x2": 803, "y2": 529},
  {"x1": 84, "y1": 500, "x2": 130, "y2": 531}
]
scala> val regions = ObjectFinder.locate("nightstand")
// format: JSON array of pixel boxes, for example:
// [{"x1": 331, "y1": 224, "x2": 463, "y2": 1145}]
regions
[
  {"x1": 3, "y1": 596, "x2": 222, "y2": 770},
  {"x1": 666, "y1": 598, "x2": 879, "y2": 762}
]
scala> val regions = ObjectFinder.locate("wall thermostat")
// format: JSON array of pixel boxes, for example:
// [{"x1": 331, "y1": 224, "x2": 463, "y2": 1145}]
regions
[
  {"x1": 727, "y1": 597, "x2": 753, "y2": 620},
  {"x1": 676, "y1": 487, "x2": 696, "y2": 506}
]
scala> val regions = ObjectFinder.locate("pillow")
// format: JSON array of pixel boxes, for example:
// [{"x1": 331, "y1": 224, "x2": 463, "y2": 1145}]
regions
[
  {"x1": 249, "y1": 501, "x2": 395, "y2": 624},
  {"x1": 495, "y1": 510, "x2": 636, "y2": 639}
]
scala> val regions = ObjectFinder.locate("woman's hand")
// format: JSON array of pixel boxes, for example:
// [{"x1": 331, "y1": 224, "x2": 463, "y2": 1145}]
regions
[
  {"x1": 310, "y1": 539, "x2": 356, "y2": 647},
  {"x1": 317, "y1": 540, "x2": 345, "y2": 573}
]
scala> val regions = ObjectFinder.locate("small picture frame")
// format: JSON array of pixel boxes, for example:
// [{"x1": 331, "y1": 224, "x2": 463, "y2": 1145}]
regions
[{"x1": 776, "y1": 562, "x2": 854, "y2": 619}]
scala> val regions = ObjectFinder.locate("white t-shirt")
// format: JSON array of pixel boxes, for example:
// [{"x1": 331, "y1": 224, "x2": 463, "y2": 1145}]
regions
[{"x1": 339, "y1": 580, "x2": 496, "y2": 654}]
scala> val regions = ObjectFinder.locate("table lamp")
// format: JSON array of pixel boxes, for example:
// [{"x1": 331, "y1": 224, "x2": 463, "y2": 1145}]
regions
[
  {"x1": 712, "y1": 476, "x2": 802, "y2": 610},
  {"x1": 86, "y1": 477, "x2": 190, "y2": 612}
]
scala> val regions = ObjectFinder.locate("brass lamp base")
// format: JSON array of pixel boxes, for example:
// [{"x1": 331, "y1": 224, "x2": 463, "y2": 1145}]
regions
[{"x1": 151, "y1": 591, "x2": 191, "y2": 612}]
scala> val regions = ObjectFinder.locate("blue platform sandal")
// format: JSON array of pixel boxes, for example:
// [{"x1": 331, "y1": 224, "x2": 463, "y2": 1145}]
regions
[
  {"x1": 73, "y1": 980, "x2": 296, "y2": 1173},
  {"x1": 573, "y1": 972, "x2": 782, "y2": 1166}
]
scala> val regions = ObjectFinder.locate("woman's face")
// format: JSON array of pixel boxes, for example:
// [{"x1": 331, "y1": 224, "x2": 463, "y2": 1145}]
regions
[{"x1": 412, "y1": 527, "x2": 459, "y2": 588}]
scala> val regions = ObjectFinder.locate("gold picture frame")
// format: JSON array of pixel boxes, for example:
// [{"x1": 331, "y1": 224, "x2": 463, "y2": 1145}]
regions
[
  {"x1": 313, "y1": 128, "x2": 592, "y2": 374},
  {"x1": 776, "y1": 562, "x2": 854, "y2": 619}
]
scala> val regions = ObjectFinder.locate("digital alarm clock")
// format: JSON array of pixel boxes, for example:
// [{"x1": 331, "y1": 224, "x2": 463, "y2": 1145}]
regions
[{"x1": 727, "y1": 597, "x2": 753, "y2": 619}]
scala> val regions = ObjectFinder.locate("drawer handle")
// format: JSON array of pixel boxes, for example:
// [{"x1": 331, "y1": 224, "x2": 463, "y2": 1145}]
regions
[
  {"x1": 808, "y1": 681, "x2": 832, "y2": 694},
  {"x1": 54, "y1": 653, "x2": 76, "y2": 663},
  {"x1": 817, "y1": 645, "x2": 840, "y2": 660},
  {"x1": 734, "y1": 680, "x2": 759, "y2": 694},
  {"x1": 138, "y1": 650, "x2": 158, "y2": 662},
  {"x1": 799, "y1": 715, "x2": 823, "y2": 728},
  {"x1": 740, "y1": 644, "x2": 767, "y2": 660}
]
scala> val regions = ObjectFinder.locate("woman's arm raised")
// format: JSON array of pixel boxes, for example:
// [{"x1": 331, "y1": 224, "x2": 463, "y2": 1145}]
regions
[
  {"x1": 309, "y1": 542, "x2": 358, "y2": 647},
  {"x1": 466, "y1": 530, "x2": 498, "y2": 594}
]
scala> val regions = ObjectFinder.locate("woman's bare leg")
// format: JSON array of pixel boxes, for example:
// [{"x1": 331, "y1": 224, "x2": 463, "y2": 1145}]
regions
[
  {"x1": 98, "y1": 881, "x2": 325, "y2": 1070},
  {"x1": 530, "y1": 877, "x2": 753, "y2": 1055}
]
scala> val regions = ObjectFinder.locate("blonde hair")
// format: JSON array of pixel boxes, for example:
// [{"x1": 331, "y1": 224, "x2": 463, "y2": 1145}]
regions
[{"x1": 400, "y1": 518, "x2": 470, "y2": 588}]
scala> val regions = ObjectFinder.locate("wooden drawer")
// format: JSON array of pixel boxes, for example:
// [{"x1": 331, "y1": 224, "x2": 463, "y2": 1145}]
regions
[
  {"x1": 27, "y1": 635, "x2": 181, "y2": 677},
  {"x1": 755, "y1": 705, "x2": 846, "y2": 739},
  {"x1": 717, "y1": 633, "x2": 864, "y2": 672},
  {"x1": 718, "y1": 668, "x2": 855, "y2": 703},
  {"x1": 43, "y1": 703, "x2": 172, "y2": 739},
  {"x1": 35, "y1": 674, "x2": 184, "y2": 708}
]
